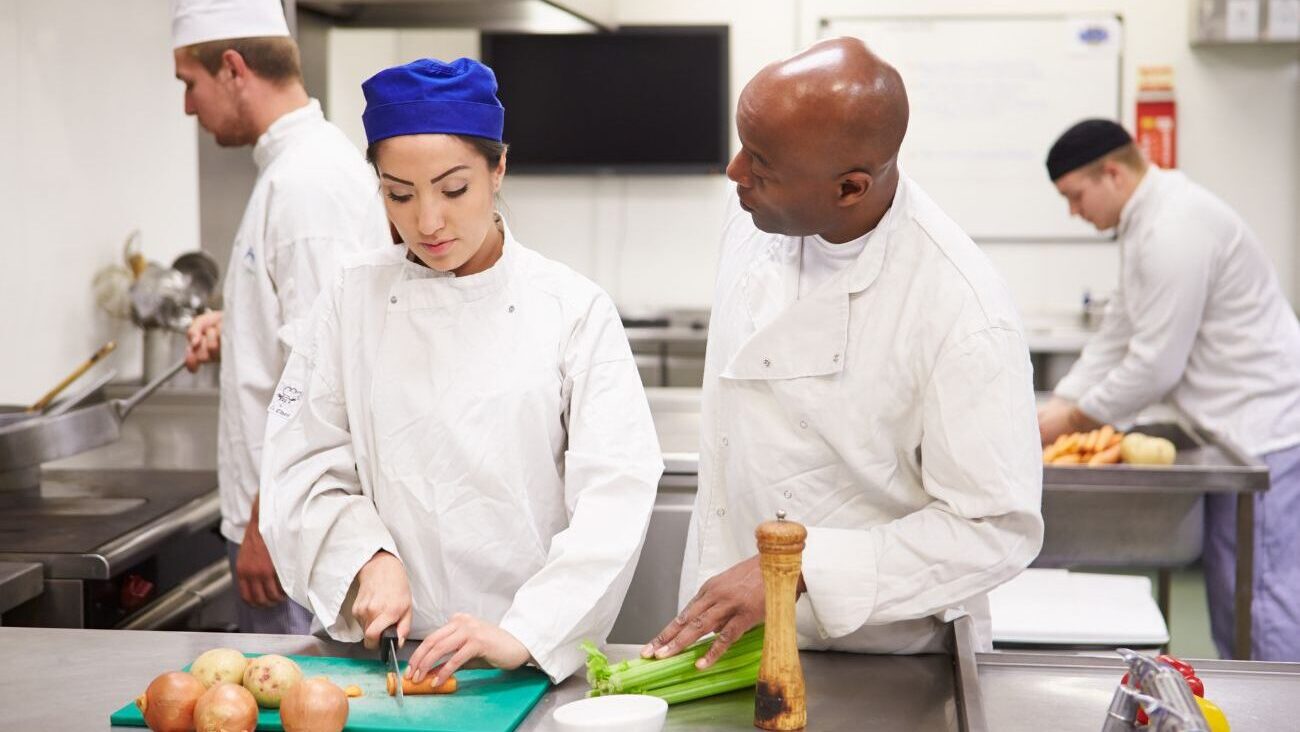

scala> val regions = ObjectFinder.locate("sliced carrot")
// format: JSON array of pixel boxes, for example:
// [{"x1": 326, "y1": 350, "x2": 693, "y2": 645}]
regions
[
  {"x1": 1089, "y1": 444, "x2": 1122, "y2": 466},
  {"x1": 387, "y1": 672, "x2": 457, "y2": 695}
]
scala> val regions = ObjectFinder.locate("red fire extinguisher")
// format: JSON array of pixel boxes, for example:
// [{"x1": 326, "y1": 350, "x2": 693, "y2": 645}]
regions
[{"x1": 1136, "y1": 66, "x2": 1176, "y2": 169}]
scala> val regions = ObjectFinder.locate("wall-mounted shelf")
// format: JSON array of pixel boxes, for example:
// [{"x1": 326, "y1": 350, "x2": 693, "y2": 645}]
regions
[{"x1": 1191, "y1": 0, "x2": 1300, "y2": 45}]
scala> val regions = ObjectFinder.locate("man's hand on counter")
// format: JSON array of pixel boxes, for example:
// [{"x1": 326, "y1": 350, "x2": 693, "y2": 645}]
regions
[
  {"x1": 185, "y1": 310, "x2": 223, "y2": 372},
  {"x1": 641, "y1": 554, "x2": 793, "y2": 669},
  {"x1": 237, "y1": 502, "x2": 286, "y2": 608},
  {"x1": 1037, "y1": 396, "x2": 1102, "y2": 446}
]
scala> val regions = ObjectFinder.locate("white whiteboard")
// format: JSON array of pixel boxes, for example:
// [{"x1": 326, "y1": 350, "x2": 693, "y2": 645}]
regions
[{"x1": 820, "y1": 15, "x2": 1122, "y2": 242}]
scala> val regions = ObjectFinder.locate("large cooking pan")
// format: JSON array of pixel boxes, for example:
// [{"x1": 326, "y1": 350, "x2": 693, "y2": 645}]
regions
[
  {"x1": 0, "y1": 369, "x2": 119, "y2": 429},
  {"x1": 0, "y1": 359, "x2": 187, "y2": 487}
]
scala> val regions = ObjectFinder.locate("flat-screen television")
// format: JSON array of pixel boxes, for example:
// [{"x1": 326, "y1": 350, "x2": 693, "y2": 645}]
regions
[{"x1": 480, "y1": 27, "x2": 730, "y2": 174}]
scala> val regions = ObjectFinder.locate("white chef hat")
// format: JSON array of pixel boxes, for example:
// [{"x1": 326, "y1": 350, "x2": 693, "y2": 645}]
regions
[{"x1": 171, "y1": 0, "x2": 290, "y2": 49}]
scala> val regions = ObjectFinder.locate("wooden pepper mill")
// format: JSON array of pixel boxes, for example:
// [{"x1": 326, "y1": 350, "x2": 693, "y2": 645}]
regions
[{"x1": 754, "y1": 510, "x2": 807, "y2": 730}]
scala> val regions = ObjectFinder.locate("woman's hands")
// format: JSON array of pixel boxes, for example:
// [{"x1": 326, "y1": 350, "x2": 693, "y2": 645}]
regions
[
  {"x1": 352, "y1": 550, "x2": 412, "y2": 650},
  {"x1": 405, "y1": 613, "x2": 532, "y2": 688},
  {"x1": 353, "y1": 555, "x2": 531, "y2": 683}
]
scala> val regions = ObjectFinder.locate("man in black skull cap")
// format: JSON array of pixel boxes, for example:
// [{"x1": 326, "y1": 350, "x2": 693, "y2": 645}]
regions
[{"x1": 1038, "y1": 118, "x2": 1300, "y2": 662}]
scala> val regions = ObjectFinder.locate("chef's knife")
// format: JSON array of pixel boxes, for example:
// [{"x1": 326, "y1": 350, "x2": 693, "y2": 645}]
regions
[{"x1": 381, "y1": 626, "x2": 404, "y2": 707}]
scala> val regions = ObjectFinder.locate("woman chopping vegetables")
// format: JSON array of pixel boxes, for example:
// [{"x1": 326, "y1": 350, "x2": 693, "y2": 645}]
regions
[{"x1": 259, "y1": 57, "x2": 663, "y2": 685}]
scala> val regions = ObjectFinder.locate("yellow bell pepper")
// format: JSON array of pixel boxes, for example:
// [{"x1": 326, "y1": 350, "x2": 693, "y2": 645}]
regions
[{"x1": 1195, "y1": 696, "x2": 1230, "y2": 732}]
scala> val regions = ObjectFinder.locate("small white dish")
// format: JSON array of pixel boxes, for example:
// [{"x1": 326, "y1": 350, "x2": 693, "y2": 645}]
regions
[{"x1": 552, "y1": 694, "x2": 668, "y2": 732}]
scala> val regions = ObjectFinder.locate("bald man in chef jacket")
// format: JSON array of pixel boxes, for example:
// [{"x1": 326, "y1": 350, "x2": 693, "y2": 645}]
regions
[{"x1": 642, "y1": 38, "x2": 1044, "y2": 666}]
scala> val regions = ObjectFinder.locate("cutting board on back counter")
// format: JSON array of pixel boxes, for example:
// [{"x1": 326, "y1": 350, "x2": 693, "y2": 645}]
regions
[{"x1": 110, "y1": 654, "x2": 551, "y2": 732}]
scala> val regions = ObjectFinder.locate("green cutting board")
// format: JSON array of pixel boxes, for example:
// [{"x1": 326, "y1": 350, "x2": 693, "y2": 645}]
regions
[{"x1": 110, "y1": 654, "x2": 551, "y2": 732}]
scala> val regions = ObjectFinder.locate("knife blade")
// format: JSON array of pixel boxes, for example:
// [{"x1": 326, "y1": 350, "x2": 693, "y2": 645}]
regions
[{"x1": 381, "y1": 626, "x2": 404, "y2": 707}]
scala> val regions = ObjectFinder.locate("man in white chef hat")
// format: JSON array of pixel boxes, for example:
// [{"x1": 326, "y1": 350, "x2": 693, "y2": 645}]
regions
[{"x1": 172, "y1": 0, "x2": 390, "y2": 634}]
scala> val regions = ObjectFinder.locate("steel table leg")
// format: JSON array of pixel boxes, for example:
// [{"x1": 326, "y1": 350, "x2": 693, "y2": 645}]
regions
[
  {"x1": 1157, "y1": 568, "x2": 1172, "y2": 652},
  {"x1": 1234, "y1": 491, "x2": 1255, "y2": 660}
]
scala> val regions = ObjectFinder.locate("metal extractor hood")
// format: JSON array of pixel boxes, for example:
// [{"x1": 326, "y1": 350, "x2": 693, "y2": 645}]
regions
[{"x1": 294, "y1": 0, "x2": 617, "y2": 33}]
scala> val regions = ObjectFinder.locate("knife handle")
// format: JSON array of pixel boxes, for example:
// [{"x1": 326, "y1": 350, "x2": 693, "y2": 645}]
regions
[{"x1": 381, "y1": 626, "x2": 399, "y2": 664}]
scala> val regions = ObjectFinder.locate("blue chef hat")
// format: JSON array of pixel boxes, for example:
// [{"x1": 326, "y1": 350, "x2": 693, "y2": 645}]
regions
[{"x1": 361, "y1": 58, "x2": 505, "y2": 146}]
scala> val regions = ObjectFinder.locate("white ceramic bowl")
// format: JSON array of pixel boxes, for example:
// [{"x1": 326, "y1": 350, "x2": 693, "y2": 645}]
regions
[{"x1": 552, "y1": 694, "x2": 668, "y2": 732}]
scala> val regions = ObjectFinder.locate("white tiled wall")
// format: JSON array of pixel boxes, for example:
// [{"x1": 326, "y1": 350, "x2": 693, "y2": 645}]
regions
[
  {"x1": 0, "y1": 0, "x2": 200, "y2": 403},
  {"x1": 2, "y1": 0, "x2": 1294, "y2": 403},
  {"x1": 322, "y1": 0, "x2": 1297, "y2": 318}
]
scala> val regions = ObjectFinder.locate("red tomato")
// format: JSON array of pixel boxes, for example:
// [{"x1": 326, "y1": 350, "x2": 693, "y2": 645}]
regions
[{"x1": 1157, "y1": 654, "x2": 1196, "y2": 677}]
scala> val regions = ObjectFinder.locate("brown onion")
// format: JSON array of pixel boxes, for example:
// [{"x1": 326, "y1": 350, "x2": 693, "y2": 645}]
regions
[
  {"x1": 194, "y1": 682, "x2": 259, "y2": 732},
  {"x1": 242, "y1": 654, "x2": 302, "y2": 709},
  {"x1": 135, "y1": 671, "x2": 206, "y2": 732},
  {"x1": 278, "y1": 678, "x2": 348, "y2": 732}
]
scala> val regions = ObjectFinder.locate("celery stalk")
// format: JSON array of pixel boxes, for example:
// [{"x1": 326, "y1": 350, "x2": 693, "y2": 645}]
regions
[
  {"x1": 640, "y1": 648, "x2": 763, "y2": 691},
  {"x1": 642, "y1": 665, "x2": 761, "y2": 705},
  {"x1": 582, "y1": 625, "x2": 765, "y2": 703}
]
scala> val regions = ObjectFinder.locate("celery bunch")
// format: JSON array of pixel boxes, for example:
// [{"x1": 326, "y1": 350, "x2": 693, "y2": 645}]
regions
[{"x1": 581, "y1": 625, "x2": 764, "y2": 705}]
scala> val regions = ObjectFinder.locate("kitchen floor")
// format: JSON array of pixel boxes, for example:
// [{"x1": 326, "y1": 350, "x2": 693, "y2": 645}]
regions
[
  {"x1": 1099, "y1": 565, "x2": 1217, "y2": 659},
  {"x1": 1161, "y1": 565, "x2": 1218, "y2": 659},
  {"x1": 1159, "y1": 564, "x2": 1216, "y2": 660}
]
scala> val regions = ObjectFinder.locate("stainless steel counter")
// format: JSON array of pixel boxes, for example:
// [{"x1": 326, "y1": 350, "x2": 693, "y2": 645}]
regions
[
  {"x1": 980, "y1": 651, "x2": 1300, "y2": 732},
  {"x1": 0, "y1": 561, "x2": 42, "y2": 614},
  {"x1": 6, "y1": 624, "x2": 981, "y2": 731},
  {"x1": 48, "y1": 400, "x2": 218, "y2": 472},
  {"x1": 523, "y1": 649, "x2": 967, "y2": 731},
  {"x1": 3, "y1": 626, "x2": 1295, "y2": 731}
]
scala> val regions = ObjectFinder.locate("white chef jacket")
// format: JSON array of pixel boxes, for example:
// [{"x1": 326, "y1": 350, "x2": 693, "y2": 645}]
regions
[
  {"x1": 681, "y1": 173, "x2": 1044, "y2": 653},
  {"x1": 259, "y1": 222, "x2": 663, "y2": 682},
  {"x1": 218, "y1": 99, "x2": 390, "y2": 543},
  {"x1": 1054, "y1": 167, "x2": 1300, "y2": 457}
]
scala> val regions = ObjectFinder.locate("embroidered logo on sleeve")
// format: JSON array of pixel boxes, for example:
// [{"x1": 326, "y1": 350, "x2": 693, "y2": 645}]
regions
[{"x1": 268, "y1": 381, "x2": 304, "y2": 422}]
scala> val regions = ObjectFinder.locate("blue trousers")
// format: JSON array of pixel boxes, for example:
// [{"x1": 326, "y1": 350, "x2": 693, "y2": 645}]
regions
[
  {"x1": 1203, "y1": 442, "x2": 1300, "y2": 661},
  {"x1": 226, "y1": 541, "x2": 314, "y2": 635}
]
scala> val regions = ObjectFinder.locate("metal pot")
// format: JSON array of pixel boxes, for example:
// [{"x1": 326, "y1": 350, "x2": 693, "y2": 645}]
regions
[
  {"x1": 0, "y1": 368, "x2": 118, "y2": 431},
  {"x1": 0, "y1": 407, "x2": 34, "y2": 429},
  {"x1": 0, "y1": 360, "x2": 188, "y2": 491}
]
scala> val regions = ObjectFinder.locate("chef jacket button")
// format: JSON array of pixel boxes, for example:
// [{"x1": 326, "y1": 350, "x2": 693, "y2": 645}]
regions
[
  {"x1": 762, "y1": 358, "x2": 772, "y2": 368},
  {"x1": 716, "y1": 507, "x2": 726, "y2": 517},
  {"x1": 389, "y1": 295, "x2": 398, "y2": 304},
  {"x1": 784, "y1": 490, "x2": 793, "y2": 499},
  {"x1": 508, "y1": 304, "x2": 515, "y2": 313},
  {"x1": 799, "y1": 420, "x2": 808, "y2": 429},
  {"x1": 832, "y1": 353, "x2": 840, "y2": 363},
  {"x1": 721, "y1": 436, "x2": 729, "y2": 447}
]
